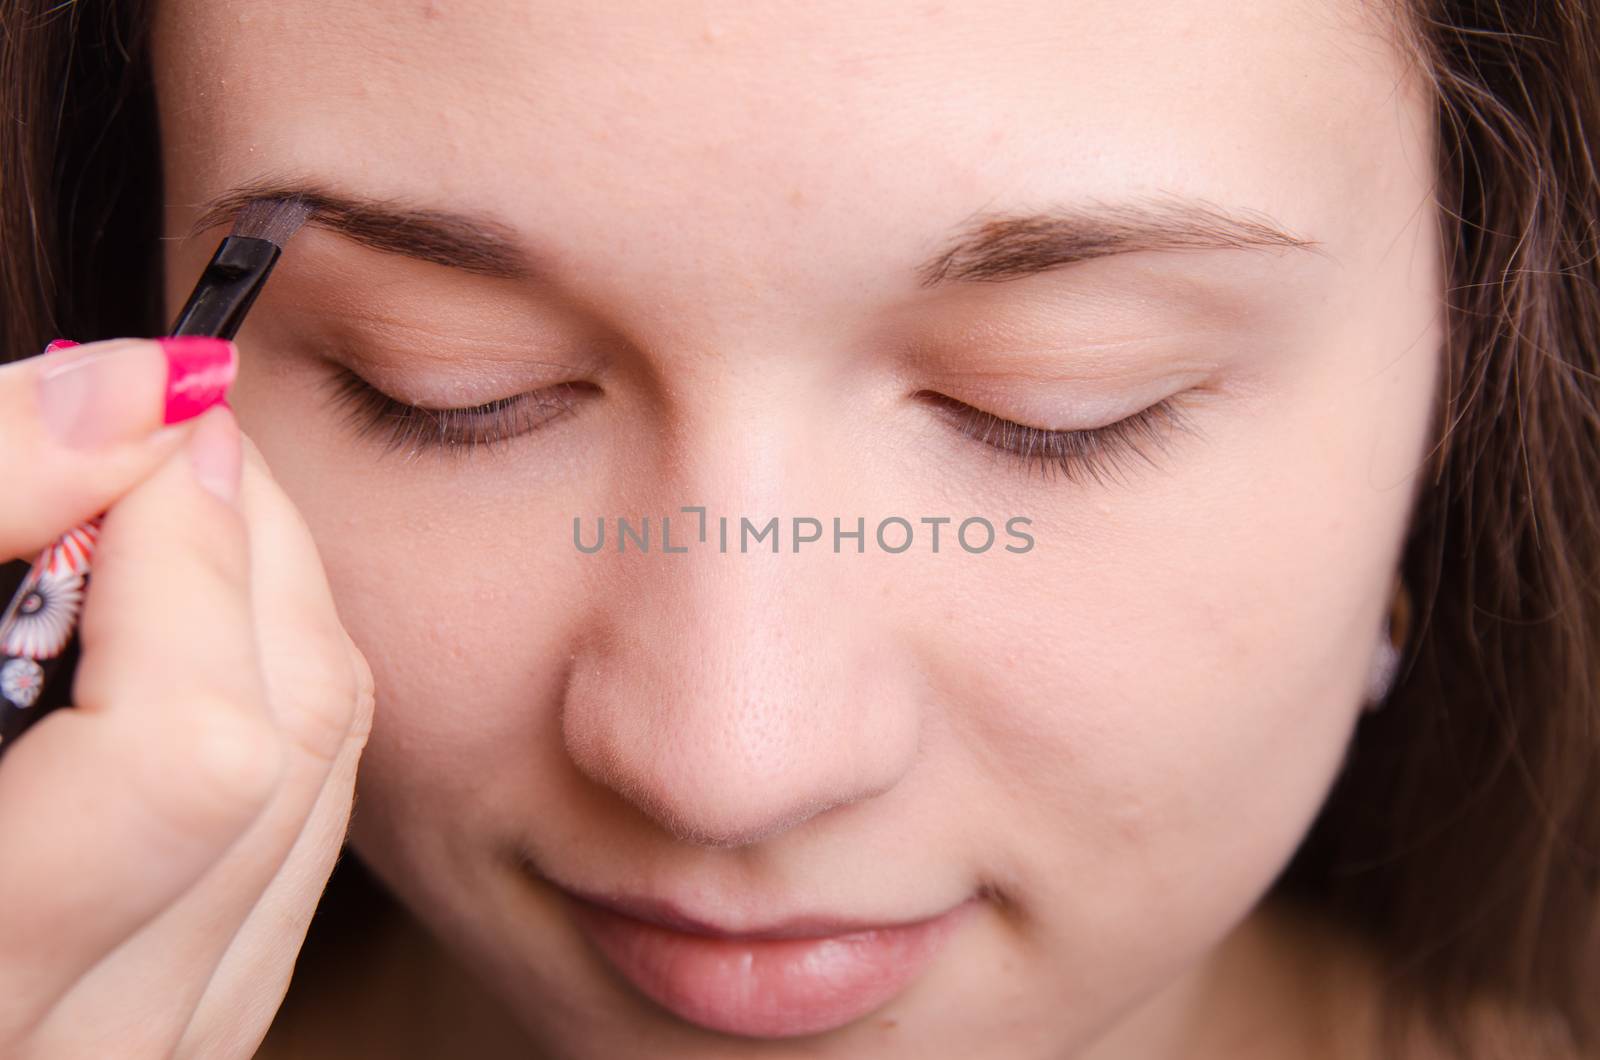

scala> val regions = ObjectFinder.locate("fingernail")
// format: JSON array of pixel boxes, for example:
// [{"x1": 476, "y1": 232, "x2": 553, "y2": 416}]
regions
[
  {"x1": 36, "y1": 338, "x2": 238, "y2": 449},
  {"x1": 160, "y1": 337, "x2": 237, "y2": 425},
  {"x1": 37, "y1": 339, "x2": 167, "y2": 449},
  {"x1": 189, "y1": 405, "x2": 241, "y2": 502}
]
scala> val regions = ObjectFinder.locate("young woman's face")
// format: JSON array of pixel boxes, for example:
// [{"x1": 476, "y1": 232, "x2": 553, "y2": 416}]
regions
[{"x1": 153, "y1": 1, "x2": 1441, "y2": 1055}]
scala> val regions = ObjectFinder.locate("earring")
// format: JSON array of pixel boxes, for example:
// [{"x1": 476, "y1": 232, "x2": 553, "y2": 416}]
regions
[{"x1": 1362, "y1": 575, "x2": 1412, "y2": 712}]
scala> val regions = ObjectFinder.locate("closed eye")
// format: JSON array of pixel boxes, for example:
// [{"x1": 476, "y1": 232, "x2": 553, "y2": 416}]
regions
[
  {"x1": 916, "y1": 389, "x2": 1201, "y2": 485},
  {"x1": 324, "y1": 365, "x2": 596, "y2": 459}
]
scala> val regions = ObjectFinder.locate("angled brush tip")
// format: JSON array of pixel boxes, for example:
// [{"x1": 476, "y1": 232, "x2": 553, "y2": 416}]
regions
[{"x1": 229, "y1": 195, "x2": 314, "y2": 248}]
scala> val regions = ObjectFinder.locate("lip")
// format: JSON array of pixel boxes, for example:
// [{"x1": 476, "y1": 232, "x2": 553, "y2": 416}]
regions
[{"x1": 557, "y1": 885, "x2": 976, "y2": 1039}]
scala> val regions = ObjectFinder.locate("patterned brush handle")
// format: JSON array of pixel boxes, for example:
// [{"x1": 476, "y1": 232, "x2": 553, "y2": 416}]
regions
[{"x1": 0, "y1": 518, "x2": 101, "y2": 754}]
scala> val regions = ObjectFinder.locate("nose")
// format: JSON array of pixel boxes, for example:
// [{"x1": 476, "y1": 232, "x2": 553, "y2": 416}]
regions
[{"x1": 560, "y1": 536, "x2": 924, "y2": 848}]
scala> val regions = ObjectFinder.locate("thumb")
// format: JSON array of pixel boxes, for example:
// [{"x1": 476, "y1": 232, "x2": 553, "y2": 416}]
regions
[{"x1": 0, "y1": 337, "x2": 237, "y2": 561}]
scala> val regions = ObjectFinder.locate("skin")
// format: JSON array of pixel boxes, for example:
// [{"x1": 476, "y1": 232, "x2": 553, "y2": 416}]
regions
[{"x1": 150, "y1": 1, "x2": 1443, "y2": 1056}]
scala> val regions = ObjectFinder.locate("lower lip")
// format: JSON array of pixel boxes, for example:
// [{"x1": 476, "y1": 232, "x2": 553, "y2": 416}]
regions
[{"x1": 566, "y1": 896, "x2": 974, "y2": 1039}]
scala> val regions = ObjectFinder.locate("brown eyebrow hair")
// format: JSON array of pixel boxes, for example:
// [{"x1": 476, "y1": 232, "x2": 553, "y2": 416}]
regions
[
  {"x1": 186, "y1": 179, "x2": 532, "y2": 279},
  {"x1": 915, "y1": 194, "x2": 1323, "y2": 285},
  {"x1": 186, "y1": 179, "x2": 1320, "y2": 288}
]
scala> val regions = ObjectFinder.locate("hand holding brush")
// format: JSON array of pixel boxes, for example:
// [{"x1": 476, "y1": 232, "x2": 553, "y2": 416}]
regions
[{"x1": 0, "y1": 198, "x2": 377, "y2": 1058}]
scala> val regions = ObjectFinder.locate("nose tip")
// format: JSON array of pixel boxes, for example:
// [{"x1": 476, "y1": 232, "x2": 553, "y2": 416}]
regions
[{"x1": 561, "y1": 558, "x2": 922, "y2": 848}]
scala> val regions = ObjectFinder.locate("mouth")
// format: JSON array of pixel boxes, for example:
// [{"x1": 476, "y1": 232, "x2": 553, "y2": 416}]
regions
[{"x1": 542, "y1": 875, "x2": 978, "y2": 1039}]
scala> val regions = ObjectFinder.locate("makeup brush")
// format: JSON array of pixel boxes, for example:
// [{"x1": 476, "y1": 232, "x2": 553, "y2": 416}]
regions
[
  {"x1": 0, "y1": 196, "x2": 314, "y2": 754},
  {"x1": 170, "y1": 196, "x2": 314, "y2": 339}
]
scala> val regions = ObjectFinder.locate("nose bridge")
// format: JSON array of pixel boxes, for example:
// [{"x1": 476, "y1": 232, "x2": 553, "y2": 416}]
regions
[{"x1": 560, "y1": 396, "x2": 922, "y2": 848}]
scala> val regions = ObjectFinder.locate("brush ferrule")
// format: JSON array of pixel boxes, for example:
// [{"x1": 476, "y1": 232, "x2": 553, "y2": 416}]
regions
[{"x1": 168, "y1": 235, "x2": 284, "y2": 340}]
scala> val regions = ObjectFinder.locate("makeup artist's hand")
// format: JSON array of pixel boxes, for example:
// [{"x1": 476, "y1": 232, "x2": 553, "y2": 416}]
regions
[{"x1": 0, "y1": 337, "x2": 375, "y2": 1059}]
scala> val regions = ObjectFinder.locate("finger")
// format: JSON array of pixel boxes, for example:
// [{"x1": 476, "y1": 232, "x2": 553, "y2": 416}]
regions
[
  {"x1": 0, "y1": 337, "x2": 236, "y2": 561},
  {"x1": 175, "y1": 635, "x2": 373, "y2": 1059},
  {"x1": 40, "y1": 438, "x2": 375, "y2": 1057},
  {"x1": 233, "y1": 433, "x2": 370, "y2": 769},
  {"x1": 0, "y1": 406, "x2": 283, "y2": 1034}
]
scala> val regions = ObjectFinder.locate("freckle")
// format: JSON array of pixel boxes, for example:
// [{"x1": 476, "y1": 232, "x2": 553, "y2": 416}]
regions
[
  {"x1": 788, "y1": 187, "x2": 806, "y2": 208},
  {"x1": 703, "y1": 20, "x2": 725, "y2": 43},
  {"x1": 879, "y1": 1018, "x2": 899, "y2": 1030}
]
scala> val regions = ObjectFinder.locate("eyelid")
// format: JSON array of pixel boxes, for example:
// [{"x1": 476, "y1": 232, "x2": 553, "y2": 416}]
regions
[{"x1": 919, "y1": 365, "x2": 1217, "y2": 425}]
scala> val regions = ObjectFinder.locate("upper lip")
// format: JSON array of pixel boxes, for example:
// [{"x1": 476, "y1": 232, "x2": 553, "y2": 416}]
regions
[{"x1": 546, "y1": 876, "x2": 967, "y2": 942}]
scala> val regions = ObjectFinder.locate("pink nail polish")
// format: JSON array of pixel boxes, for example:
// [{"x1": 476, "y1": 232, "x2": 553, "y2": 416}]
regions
[
  {"x1": 44, "y1": 338, "x2": 80, "y2": 354},
  {"x1": 160, "y1": 337, "x2": 237, "y2": 425}
]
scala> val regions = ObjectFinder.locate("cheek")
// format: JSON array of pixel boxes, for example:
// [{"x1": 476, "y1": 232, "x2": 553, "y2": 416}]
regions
[
  {"x1": 228, "y1": 362, "x2": 593, "y2": 851},
  {"x1": 300, "y1": 496, "x2": 583, "y2": 785},
  {"x1": 930, "y1": 321, "x2": 1438, "y2": 983}
]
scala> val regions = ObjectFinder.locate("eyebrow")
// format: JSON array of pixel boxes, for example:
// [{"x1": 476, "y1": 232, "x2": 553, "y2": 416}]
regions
[
  {"x1": 914, "y1": 194, "x2": 1322, "y2": 286},
  {"x1": 188, "y1": 180, "x2": 532, "y2": 279},
  {"x1": 186, "y1": 180, "x2": 1320, "y2": 288}
]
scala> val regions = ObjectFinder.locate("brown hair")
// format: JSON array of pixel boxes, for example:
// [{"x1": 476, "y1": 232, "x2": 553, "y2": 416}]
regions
[
  {"x1": 1280, "y1": 3, "x2": 1600, "y2": 1056},
  {"x1": 2, "y1": 1, "x2": 1596, "y2": 1055}
]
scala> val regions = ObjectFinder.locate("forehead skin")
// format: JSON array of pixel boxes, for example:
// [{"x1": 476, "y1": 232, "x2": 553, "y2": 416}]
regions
[{"x1": 152, "y1": 0, "x2": 1428, "y2": 331}]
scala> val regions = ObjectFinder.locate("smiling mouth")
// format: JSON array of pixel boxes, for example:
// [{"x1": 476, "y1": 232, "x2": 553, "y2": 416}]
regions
[{"x1": 520, "y1": 863, "x2": 979, "y2": 1039}]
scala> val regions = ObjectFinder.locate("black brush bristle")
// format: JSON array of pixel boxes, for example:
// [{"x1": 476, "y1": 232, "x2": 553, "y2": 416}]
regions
[{"x1": 229, "y1": 195, "x2": 313, "y2": 248}]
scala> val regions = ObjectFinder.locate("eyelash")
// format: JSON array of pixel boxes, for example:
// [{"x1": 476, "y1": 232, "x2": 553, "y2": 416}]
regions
[
  {"x1": 325, "y1": 366, "x2": 590, "y2": 458},
  {"x1": 914, "y1": 389, "x2": 1200, "y2": 486},
  {"x1": 326, "y1": 365, "x2": 1199, "y2": 483}
]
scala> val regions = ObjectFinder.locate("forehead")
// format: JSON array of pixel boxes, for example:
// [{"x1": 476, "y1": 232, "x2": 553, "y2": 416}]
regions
[{"x1": 151, "y1": 0, "x2": 1428, "y2": 304}]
